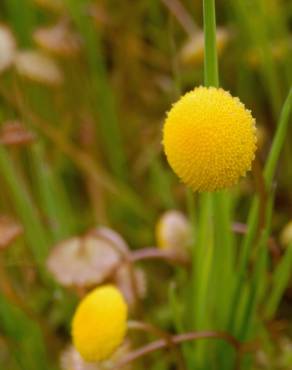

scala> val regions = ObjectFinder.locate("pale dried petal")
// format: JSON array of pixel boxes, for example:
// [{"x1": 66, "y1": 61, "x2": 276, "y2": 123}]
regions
[
  {"x1": 60, "y1": 345, "x2": 99, "y2": 370},
  {"x1": 33, "y1": 23, "x2": 81, "y2": 57},
  {"x1": 114, "y1": 264, "x2": 146, "y2": 307},
  {"x1": 0, "y1": 121, "x2": 35, "y2": 147},
  {"x1": 0, "y1": 216, "x2": 23, "y2": 250},
  {"x1": 91, "y1": 226, "x2": 129, "y2": 256},
  {"x1": 14, "y1": 50, "x2": 63, "y2": 86},
  {"x1": 47, "y1": 229, "x2": 127, "y2": 287},
  {"x1": 0, "y1": 25, "x2": 16, "y2": 73},
  {"x1": 61, "y1": 342, "x2": 131, "y2": 370}
]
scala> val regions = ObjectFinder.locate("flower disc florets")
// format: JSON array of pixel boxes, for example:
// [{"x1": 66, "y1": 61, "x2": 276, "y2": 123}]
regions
[
  {"x1": 163, "y1": 87, "x2": 257, "y2": 192},
  {"x1": 72, "y1": 285, "x2": 128, "y2": 362}
]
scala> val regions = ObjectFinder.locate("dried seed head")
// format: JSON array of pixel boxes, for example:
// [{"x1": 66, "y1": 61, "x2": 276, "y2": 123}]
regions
[
  {"x1": 61, "y1": 345, "x2": 98, "y2": 370},
  {"x1": 163, "y1": 87, "x2": 257, "y2": 192},
  {"x1": 156, "y1": 210, "x2": 191, "y2": 252},
  {"x1": 0, "y1": 216, "x2": 23, "y2": 250},
  {"x1": 91, "y1": 226, "x2": 129, "y2": 257},
  {"x1": 47, "y1": 227, "x2": 128, "y2": 287},
  {"x1": 33, "y1": 23, "x2": 81, "y2": 57},
  {"x1": 280, "y1": 221, "x2": 292, "y2": 248},
  {"x1": 114, "y1": 264, "x2": 147, "y2": 308},
  {"x1": 0, "y1": 25, "x2": 16, "y2": 74},
  {"x1": 180, "y1": 28, "x2": 229, "y2": 66},
  {"x1": 0, "y1": 121, "x2": 35, "y2": 147},
  {"x1": 60, "y1": 341, "x2": 131, "y2": 370},
  {"x1": 14, "y1": 50, "x2": 63, "y2": 86},
  {"x1": 72, "y1": 285, "x2": 128, "y2": 362}
]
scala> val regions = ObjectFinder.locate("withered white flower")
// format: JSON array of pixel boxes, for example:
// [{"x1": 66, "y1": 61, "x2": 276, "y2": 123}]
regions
[
  {"x1": 0, "y1": 215, "x2": 23, "y2": 250},
  {"x1": 33, "y1": 23, "x2": 81, "y2": 57},
  {"x1": 60, "y1": 342, "x2": 131, "y2": 370},
  {"x1": 14, "y1": 50, "x2": 63, "y2": 86},
  {"x1": 114, "y1": 264, "x2": 147, "y2": 307},
  {"x1": 0, "y1": 25, "x2": 16, "y2": 74},
  {"x1": 47, "y1": 227, "x2": 129, "y2": 287}
]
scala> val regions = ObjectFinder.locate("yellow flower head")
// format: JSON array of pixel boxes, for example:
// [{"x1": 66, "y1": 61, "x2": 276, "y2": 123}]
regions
[
  {"x1": 163, "y1": 87, "x2": 257, "y2": 192},
  {"x1": 72, "y1": 285, "x2": 128, "y2": 362}
]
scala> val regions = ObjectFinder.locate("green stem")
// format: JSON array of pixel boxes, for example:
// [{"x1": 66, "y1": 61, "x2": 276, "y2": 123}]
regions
[
  {"x1": 203, "y1": 0, "x2": 234, "y2": 330},
  {"x1": 203, "y1": 0, "x2": 219, "y2": 87}
]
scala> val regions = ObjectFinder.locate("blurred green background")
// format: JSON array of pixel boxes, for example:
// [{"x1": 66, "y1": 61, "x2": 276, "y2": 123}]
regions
[{"x1": 0, "y1": 0, "x2": 291, "y2": 369}]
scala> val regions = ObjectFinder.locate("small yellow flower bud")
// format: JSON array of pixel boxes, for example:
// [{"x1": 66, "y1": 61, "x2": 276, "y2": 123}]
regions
[
  {"x1": 156, "y1": 210, "x2": 191, "y2": 252},
  {"x1": 163, "y1": 87, "x2": 257, "y2": 192},
  {"x1": 280, "y1": 221, "x2": 292, "y2": 247},
  {"x1": 180, "y1": 28, "x2": 229, "y2": 66},
  {"x1": 72, "y1": 285, "x2": 128, "y2": 362}
]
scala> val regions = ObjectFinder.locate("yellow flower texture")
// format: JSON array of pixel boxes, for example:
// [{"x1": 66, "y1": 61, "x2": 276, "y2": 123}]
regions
[
  {"x1": 72, "y1": 285, "x2": 128, "y2": 362},
  {"x1": 163, "y1": 87, "x2": 257, "y2": 192}
]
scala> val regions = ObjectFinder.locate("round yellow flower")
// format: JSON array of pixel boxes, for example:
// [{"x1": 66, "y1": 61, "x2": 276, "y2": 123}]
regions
[
  {"x1": 72, "y1": 285, "x2": 128, "y2": 362},
  {"x1": 163, "y1": 87, "x2": 257, "y2": 192}
]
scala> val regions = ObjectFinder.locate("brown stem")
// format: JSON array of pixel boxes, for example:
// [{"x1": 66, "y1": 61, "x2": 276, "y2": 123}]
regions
[
  {"x1": 130, "y1": 247, "x2": 188, "y2": 266},
  {"x1": 114, "y1": 331, "x2": 244, "y2": 370},
  {"x1": 128, "y1": 321, "x2": 186, "y2": 370},
  {"x1": 161, "y1": 0, "x2": 198, "y2": 36},
  {"x1": 232, "y1": 222, "x2": 281, "y2": 261}
]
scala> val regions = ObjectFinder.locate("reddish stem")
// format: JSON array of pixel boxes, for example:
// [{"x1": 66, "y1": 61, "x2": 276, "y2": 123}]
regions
[
  {"x1": 232, "y1": 223, "x2": 281, "y2": 260},
  {"x1": 128, "y1": 321, "x2": 186, "y2": 370},
  {"x1": 114, "y1": 330, "x2": 244, "y2": 369},
  {"x1": 130, "y1": 247, "x2": 188, "y2": 266}
]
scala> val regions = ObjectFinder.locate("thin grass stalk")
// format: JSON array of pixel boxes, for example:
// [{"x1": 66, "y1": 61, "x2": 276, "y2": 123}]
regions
[
  {"x1": 64, "y1": 0, "x2": 127, "y2": 182},
  {"x1": 238, "y1": 194, "x2": 274, "y2": 341},
  {"x1": 264, "y1": 242, "x2": 292, "y2": 319},
  {"x1": 4, "y1": 0, "x2": 36, "y2": 47},
  {"x1": 0, "y1": 82, "x2": 153, "y2": 223},
  {"x1": 0, "y1": 146, "x2": 49, "y2": 266},
  {"x1": 232, "y1": 0, "x2": 282, "y2": 118},
  {"x1": 30, "y1": 143, "x2": 75, "y2": 241},
  {"x1": 0, "y1": 293, "x2": 49, "y2": 370},
  {"x1": 229, "y1": 88, "x2": 292, "y2": 333},
  {"x1": 169, "y1": 283, "x2": 194, "y2": 366}
]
